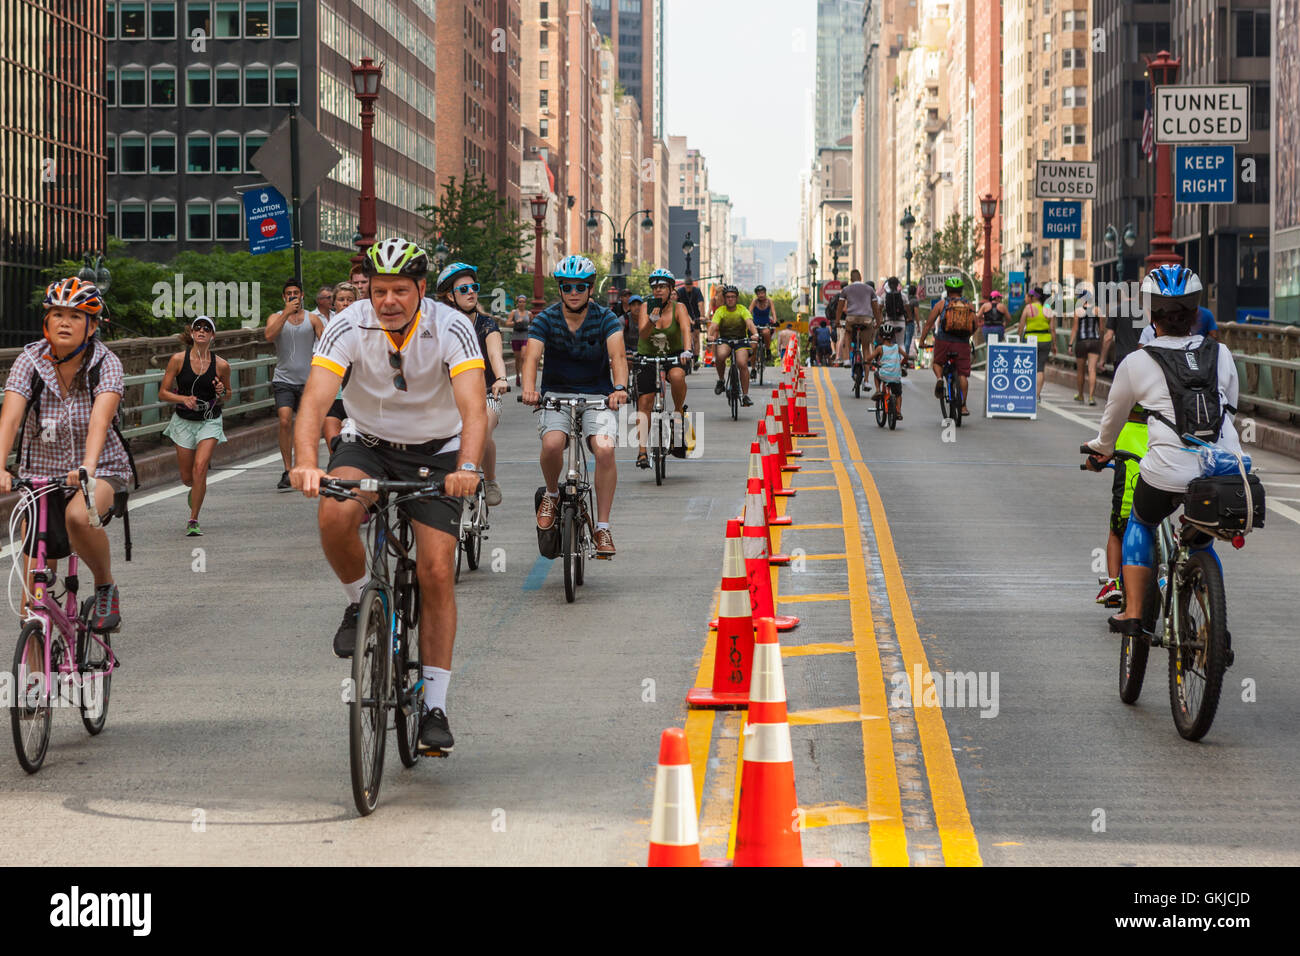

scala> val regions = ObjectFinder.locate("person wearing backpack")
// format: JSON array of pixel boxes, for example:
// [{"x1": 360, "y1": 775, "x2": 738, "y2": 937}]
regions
[
  {"x1": 1083, "y1": 265, "x2": 1243, "y2": 637},
  {"x1": 0, "y1": 278, "x2": 135, "y2": 633},
  {"x1": 919, "y1": 275, "x2": 978, "y2": 416}
]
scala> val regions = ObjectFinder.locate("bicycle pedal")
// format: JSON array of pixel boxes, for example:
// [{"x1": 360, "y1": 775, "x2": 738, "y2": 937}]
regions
[{"x1": 416, "y1": 744, "x2": 451, "y2": 758}]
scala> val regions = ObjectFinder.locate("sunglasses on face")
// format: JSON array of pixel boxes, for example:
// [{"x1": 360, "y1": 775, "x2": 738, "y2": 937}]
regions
[
  {"x1": 560, "y1": 283, "x2": 590, "y2": 294},
  {"x1": 454, "y1": 282, "x2": 480, "y2": 294},
  {"x1": 388, "y1": 350, "x2": 407, "y2": 392}
]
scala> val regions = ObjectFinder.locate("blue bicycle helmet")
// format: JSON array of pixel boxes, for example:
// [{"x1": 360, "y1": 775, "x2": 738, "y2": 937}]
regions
[
  {"x1": 1140, "y1": 264, "x2": 1202, "y2": 312},
  {"x1": 435, "y1": 261, "x2": 478, "y2": 294},
  {"x1": 553, "y1": 255, "x2": 597, "y2": 282},
  {"x1": 648, "y1": 268, "x2": 675, "y2": 286}
]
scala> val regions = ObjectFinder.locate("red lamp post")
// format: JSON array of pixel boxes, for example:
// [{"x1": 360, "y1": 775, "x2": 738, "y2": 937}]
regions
[
  {"x1": 350, "y1": 57, "x2": 383, "y2": 265},
  {"x1": 979, "y1": 193, "x2": 998, "y2": 299},
  {"x1": 529, "y1": 194, "x2": 549, "y2": 313},
  {"x1": 1144, "y1": 51, "x2": 1183, "y2": 270}
]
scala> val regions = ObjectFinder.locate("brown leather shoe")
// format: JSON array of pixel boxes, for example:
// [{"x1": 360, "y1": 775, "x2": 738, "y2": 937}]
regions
[
  {"x1": 593, "y1": 528, "x2": 616, "y2": 556},
  {"x1": 536, "y1": 493, "x2": 558, "y2": 530}
]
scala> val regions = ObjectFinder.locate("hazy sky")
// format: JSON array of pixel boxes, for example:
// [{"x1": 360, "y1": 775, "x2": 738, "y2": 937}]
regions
[{"x1": 663, "y1": 0, "x2": 816, "y2": 244}]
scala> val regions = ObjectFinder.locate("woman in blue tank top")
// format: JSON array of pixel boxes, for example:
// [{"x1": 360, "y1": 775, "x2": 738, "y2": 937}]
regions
[{"x1": 749, "y1": 286, "x2": 774, "y2": 365}]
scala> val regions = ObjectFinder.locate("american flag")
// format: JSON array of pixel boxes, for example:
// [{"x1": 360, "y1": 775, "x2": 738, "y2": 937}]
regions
[{"x1": 1141, "y1": 86, "x2": 1155, "y2": 163}]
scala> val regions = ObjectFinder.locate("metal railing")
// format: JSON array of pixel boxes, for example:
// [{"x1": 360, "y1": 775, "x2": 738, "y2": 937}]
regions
[{"x1": 119, "y1": 355, "x2": 278, "y2": 438}]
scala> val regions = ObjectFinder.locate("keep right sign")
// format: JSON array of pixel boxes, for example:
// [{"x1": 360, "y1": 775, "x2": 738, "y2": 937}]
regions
[{"x1": 1154, "y1": 85, "x2": 1250, "y2": 144}]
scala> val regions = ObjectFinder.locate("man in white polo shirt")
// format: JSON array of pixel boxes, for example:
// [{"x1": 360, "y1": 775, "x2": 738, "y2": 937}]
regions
[{"x1": 291, "y1": 238, "x2": 487, "y2": 755}]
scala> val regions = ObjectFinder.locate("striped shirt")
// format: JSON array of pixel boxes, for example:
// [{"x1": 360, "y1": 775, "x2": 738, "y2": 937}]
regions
[{"x1": 3, "y1": 339, "x2": 132, "y2": 481}]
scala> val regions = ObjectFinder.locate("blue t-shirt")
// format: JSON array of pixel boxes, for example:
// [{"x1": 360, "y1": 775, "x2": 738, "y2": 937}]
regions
[
  {"x1": 812, "y1": 325, "x2": 833, "y2": 348},
  {"x1": 1195, "y1": 306, "x2": 1218, "y2": 336},
  {"x1": 529, "y1": 301, "x2": 623, "y2": 395}
]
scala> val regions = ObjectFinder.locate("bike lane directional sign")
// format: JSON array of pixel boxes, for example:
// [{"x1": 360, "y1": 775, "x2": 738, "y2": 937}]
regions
[{"x1": 986, "y1": 339, "x2": 1038, "y2": 419}]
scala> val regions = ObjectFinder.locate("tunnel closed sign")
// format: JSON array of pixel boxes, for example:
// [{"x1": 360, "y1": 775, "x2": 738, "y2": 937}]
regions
[{"x1": 1154, "y1": 85, "x2": 1250, "y2": 144}]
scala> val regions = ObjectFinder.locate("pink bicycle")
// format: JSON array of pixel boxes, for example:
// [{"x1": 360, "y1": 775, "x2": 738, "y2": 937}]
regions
[{"x1": 8, "y1": 469, "x2": 120, "y2": 773}]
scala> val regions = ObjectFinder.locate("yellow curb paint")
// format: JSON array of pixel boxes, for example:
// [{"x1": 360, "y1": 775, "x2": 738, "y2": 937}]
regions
[
  {"x1": 788, "y1": 706, "x2": 886, "y2": 725},
  {"x1": 787, "y1": 522, "x2": 843, "y2": 530},
  {"x1": 727, "y1": 710, "x2": 747, "y2": 860},
  {"x1": 811, "y1": 367, "x2": 908, "y2": 867},
  {"x1": 823, "y1": 370, "x2": 983, "y2": 868},
  {"x1": 781, "y1": 641, "x2": 856, "y2": 657},
  {"x1": 794, "y1": 553, "x2": 848, "y2": 561},
  {"x1": 778, "y1": 592, "x2": 851, "y2": 603},
  {"x1": 797, "y1": 469, "x2": 835, "y2": 475},
  {"x1": 800, "y1": 804, "x2": 879, "y2": 828},
  {"x1": 684, "y1": 590, "x2": 721, "y2": 816},
  {"x1": 992, "y1": 842, "x2": 1024, "y2": 847},
  {"x1": 789, "y1": 485, "x2": 838, "y2": 491}
]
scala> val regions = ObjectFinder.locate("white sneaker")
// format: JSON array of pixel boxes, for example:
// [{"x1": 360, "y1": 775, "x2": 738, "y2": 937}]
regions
[{"x1": 483, "y1": 479, "x2": 502, "y2": 507}]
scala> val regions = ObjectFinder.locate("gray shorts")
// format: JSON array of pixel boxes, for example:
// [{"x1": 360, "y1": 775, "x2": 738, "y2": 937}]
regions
[{"x1": 537, "y1": 392, "x2": 618, "y2": 443}]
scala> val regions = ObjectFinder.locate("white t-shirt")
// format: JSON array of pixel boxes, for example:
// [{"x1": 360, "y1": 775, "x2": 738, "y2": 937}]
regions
[
  {"x1": 311, "y1": 297, "x2": 484, "y2": 448},
  {"x1": 1090, "y1": 335, "x2": 1241, "y2": 493}
]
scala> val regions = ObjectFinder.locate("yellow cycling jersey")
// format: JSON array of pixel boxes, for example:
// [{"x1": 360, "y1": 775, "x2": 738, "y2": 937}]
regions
[{"x1": 713, "y1": 304, "x2": 752, "y2": 339}]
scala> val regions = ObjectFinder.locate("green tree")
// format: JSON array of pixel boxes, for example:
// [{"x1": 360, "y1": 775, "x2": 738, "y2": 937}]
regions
[
  {"x1": 912, "y1": 212, "x2": 983, "y2": 287},
  {"x1": 419, "y1": 173, "x2": 531, "y2": 293}
]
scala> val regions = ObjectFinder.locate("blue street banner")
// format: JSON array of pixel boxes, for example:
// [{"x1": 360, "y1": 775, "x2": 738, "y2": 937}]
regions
[
  {"x1": 985, "y1": 339, "x2": 1038, "y2": 419},
  {"x1": 1174, "y1": 146, "x2": 1236, "y2": 204},
  {"x1": 1043, "y1": 202, "x2": 1082, "y2": 240},
  {"x1": 243, "y1": 186, "x2": 293, "y2": 254},
  {"x1": 1007, "y1": 271, "x2": 1026, "y2": 318}
]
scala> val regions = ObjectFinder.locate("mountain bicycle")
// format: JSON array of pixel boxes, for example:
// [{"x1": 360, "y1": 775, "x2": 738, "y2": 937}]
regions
[
  {"x1": 535, "y1": 396, "x2": 609, "y2": 603},
  {"x1": 319, "y1": 474, "x2": 453, "y2": 815},
  {"x1": 8, "y1": 470, "x2": 122, "y2": 773},
  {"x1": 850, "y1": 327, "x2": 871, "y2": 399},
  {"x1": 871, "y1": 362, "x2": 902, "y2": 430},
  {"x1": 933, "y1": 340, "x2": 963, "y2": 427},
  {"x1": 632, "y1": 354, "x2": 687, "y2": 486},
  {"x1": 708, "y1": 338, "x2": 756, "y2": 421},
  {"x1": 454, "y1": 397, "x2": 497, "y2": 582},
  {"x1": 1081, "y1": 446, "x2": 1244, "y2": 741}
]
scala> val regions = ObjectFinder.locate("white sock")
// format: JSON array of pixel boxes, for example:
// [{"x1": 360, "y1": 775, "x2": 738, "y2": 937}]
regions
[
  {"x1": 596, "y1": 521, "x2": 610, "y2": 531},
  {"x1": 343, "y1": 576, "x2": 366, "y2": 604},
  {"x1": 422, "y1": 666, "x2": 451, "y2": 712},
  {"x1": 546, "y1": 490, "x2": 559, "y2": 500}
]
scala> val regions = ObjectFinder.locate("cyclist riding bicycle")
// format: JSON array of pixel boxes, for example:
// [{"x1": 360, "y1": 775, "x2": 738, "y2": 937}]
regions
[
  {"x1": 520, "y1": 255, "x2": 630, "y2": 556},
  {"x1": 0, "y1": 278, "x2": 134, "y2": 633},
  {"x1": 1083, "y1": 265, "x2": 1243, "y2": 636},
  {"x1": 707, "y1": 285, "x2": 760, "y2": 406},
  {"x1": 749, "y1": 285, "x2": 776, "y2": 366},
  {"x1": 436, "y1": 261, "x2": 508, "y2": 507},
  {"x1": 920, "y1": 274, "x2": 978, "y2": 417},
  {"x1": 867, "y1": 322, "x2": 905, "y2": 420},
  {"x1": 635, "y1": 269, "x2": 693, "y2": 469},
  {"x1": 291, "y1": 237, "x2": 488, "y2": 754},
  {"x1": 840, "y1": 269, "x2": 883, "y2": 365}
]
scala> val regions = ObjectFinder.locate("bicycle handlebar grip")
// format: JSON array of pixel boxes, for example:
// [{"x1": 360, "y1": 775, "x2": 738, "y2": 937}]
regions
[{"x1": 78, "y1": 467, "x2": 102, "y2": 529}]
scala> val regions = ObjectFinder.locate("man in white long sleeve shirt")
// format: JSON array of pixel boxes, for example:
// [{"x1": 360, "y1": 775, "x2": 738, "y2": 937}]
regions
[{"x1": 1084, "y1": 266, "x2": 1240, "y2": 636}]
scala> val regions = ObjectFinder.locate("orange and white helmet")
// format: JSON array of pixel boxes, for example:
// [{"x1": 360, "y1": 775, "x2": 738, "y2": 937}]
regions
[{"x1": 43, "y1": 277, "x2": 106, "y2": 320}]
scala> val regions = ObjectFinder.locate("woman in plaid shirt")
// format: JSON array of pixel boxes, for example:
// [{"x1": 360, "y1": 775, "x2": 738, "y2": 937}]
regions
[{"x1": 0, "y1": 278, "x2": 131, "y2": 633}]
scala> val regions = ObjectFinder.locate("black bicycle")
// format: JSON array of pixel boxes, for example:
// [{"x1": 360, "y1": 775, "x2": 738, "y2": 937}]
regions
[
  {"x1": 320, "y1": 475, "x2": 454, "y2": 815},
  {"x1": 935, "y1": 342, "x2": 963, "y2": 426},
  {"x1": 536, "y1": 396, "x2": 609, "y2": 602},
  {"x1": 632, "y1": 354, "x2": 687, "y2": 486},
  {"x1": 708, "y1": 338, "x2": 756, "y2": 421}
]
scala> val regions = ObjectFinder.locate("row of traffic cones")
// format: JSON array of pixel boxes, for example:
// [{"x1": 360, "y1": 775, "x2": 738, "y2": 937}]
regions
[{"x1": 649, "y1": 353, "x2": 838, "y2": 866}]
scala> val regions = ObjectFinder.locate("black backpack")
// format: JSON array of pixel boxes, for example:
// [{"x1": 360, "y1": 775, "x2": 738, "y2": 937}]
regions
[
  {"x1": 1143, "y1": 338, "x2": 1234, "y2": 446},
  {"x1": 883, "y1": 288, "x2": 907, "y2": 320},
  {"x1": 14, "y1": 354, "x2": 139, "y2": 560}
]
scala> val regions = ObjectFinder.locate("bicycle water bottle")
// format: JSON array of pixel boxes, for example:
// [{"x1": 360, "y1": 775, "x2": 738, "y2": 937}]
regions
[{"x1": 1198, "y1": 445, "x2": 1251, "y2": 477}]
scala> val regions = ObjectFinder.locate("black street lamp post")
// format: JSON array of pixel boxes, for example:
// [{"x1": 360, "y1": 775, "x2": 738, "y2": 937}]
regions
[
  {"x1": 1020, "y1": 242, "x2": 1034, "y2": 293},
  {"x1": 77, "y1": 251, "x2": 112, "y2": 295},
  {"x1": 900, "y1": 207, "x2": 916, "y2": 287},
  {"x1": 682, "y1": 232, "x2": 695, "y2": 279},
  {"x1": 808, "y1": 255, "x2": 818, "y2": 307},
  {"x1": 588, "y1": 207, "x2": 653, "y2": 291},
  {"x1": 829, "y1": 231, "x2": 842, "y2": 283}
]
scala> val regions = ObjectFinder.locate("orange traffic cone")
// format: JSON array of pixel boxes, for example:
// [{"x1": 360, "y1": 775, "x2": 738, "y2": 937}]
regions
[
  {"x1": 770, "y1": 391, "x2": 802, "y2": 463},
  {"x1": 648, "y1": 728, "x2": 702, "y2": 866},
  {"x1": 792, "y1": 380, "x2": 816, "y2": 437},
  {"x1": 757, "y1": 419, "x2": 796, "y2": 500},
  {"x1": 745, "y1": 475, "x2": 789, "y2": 567},
  {"x1": 742, "y1": 492, "x2": 797, "y2": 630},
  {"x1": 732, "y1": 619, "x2": 839, "y2": 867},
  {"x1": 750, "y1": 440, "x2": 792, "y2": 528},
  {"x1": 692, "y1": 519, "x2": 755, "y2": 709}
]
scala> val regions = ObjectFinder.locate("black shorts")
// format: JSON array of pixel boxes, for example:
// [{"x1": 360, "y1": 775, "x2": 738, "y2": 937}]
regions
[
  {"x1": 273, "y1": 382, "x2": 304, "y2": 411},
  {"x1": 634, "y1": 358, "x2": 682, "y2": 395},
  {"x1": 21, "y1": 476, "x2": 130, "y2": 560},
  {"x1": 877, "y1": 380, "x2": 902, "y2": 396},
  {"x1": 326, "y1": 442, "x2": 462, "y2": 538},
  {"x1": 1036, "y1": 340, "x2": 1052, "y2": 369},
  {"x1": 327, "y1": 398, "x2": 347, "y2": 420},
  {"x1": 1075, "y1": 337, "x2": 1101, "y2": 358}
]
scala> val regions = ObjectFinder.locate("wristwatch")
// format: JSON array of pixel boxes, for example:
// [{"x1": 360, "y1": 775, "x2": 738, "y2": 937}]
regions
[
  {"x1": 460, "y1": 462, "x2": 479, "y2": 473},
  {"x1": 613, "y1": 384, "x2": 627, "y2": 392}
]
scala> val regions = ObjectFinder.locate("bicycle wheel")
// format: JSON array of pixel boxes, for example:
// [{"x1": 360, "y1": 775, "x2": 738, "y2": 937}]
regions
[
  {"x1": 887, "y1": 397, "x2": 898, "y2": 430},
  {"x1": 464, "y1": 507, "x2": 483, "y2": 571},
  {"x1": 756, "y1": 353, "x2": 765, "y2": 386},
  {"x1": 1118, "y1": 571, "x2": 1160, "y2": 705},
  {"x1": 948, "y1": 378, "x2": 964, "y2": 427},
  {"x1": 853, "y1": 363, "x2": 863, "y2": 399},
  {"x1": 874, "y1": 393, "x2": 886, "y2": 427},
  {"x1": 77, "y1": 627, "x2": 112, "y2": 735},
  {"x1": 562, "y1": 503, "x2": 578, "y2": 603},
  {"x1": 1168, "y1": 549, "x2": 1229, "y2": 741},
  {"x1": 10, "y1": 621, "x2": 52, "y2": 774},
  {"x1": 349, "y1": 587, "x2": 391, "y2": 815},
  {"x1": 729, "y1": 368, "x2": 740, "y2": 421},
  {"x1": 394, "y1": 585, "x2": 422, "y2": 769}
]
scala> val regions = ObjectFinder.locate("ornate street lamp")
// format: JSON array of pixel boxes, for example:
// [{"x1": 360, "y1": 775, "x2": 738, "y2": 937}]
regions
[
  {"x1": 350, "y1": 56, "x2": 384, "y2": 265},
  {"x1": 978, "y1": 193, "x2": 998, "y2": 299},
  {"x1": 77, "y1": 251, "x2": 112, "y2": 294},
  {"x1": 529, "y1": 194, "x2": 548, "y2": 312},
  {"x1": 682, "y1": 232, "x2": 695, "y2": 278},
  {"x1": 900, "y1": 207, "x2": 916, "y2": 287}
]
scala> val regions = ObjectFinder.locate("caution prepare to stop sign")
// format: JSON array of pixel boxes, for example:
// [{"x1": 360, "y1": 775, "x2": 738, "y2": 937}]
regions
[{"x1": 243, "y1": 186, "x2": 293, "y2": 255}]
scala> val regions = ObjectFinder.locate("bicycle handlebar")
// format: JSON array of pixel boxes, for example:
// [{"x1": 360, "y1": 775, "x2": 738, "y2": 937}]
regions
[
  {"x1": 1080, "y1": 444, "x2": 1140, "y2": 471},
  {"x1": 320, "y1": 476, "x2": 447, "y2": 504}
]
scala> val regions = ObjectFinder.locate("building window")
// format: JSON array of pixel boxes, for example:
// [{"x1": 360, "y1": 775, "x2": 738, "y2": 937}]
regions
[
  {"x1": 1062, "y1": 48, "x2": 1085, "y2": 69},
  {"x1": 106, "y1": 135, "x2": 116, "y2": 174},
  {"x1": 245, "y1": 133, "x2": 267, "y2": 171},
  {"x1": 187, "y1": 201, "x2": 213, "y2": 240},
  {"x1": 187, "y1": 65, "x2": 211, "y2": 105},
  {"x1": 1239, "y1": 238, "x2": 1269, "y2": 285},
  {"x1": 150, "y1": 66, "x2": 176, "y2": 106},
  {"x1": 273, "y1": 66, "x2": 298, "y2": 105},
  {"x1": 215, "y1": 201, "x2": 241, "y2": 240},
  {"x1": 244, "y1": 66, "x2": 269, "y2": 105},
  {"x1": 1252, "y1": 83, "x2": 1269, "y2": 133},
  {"x1": 1235, "y1": 10, "x2": 1270, "y2": 58},
  {"x1": 119, "y1": 1, "x2": 146, "y2": 37},
  {"x1": 1042, "y1": 69, "x2": 1050, "y2": 88},
  {"x1": 1041, "y1": 33, "x2": 1051, "y2": 51},
  {"x1": 215, "y1": 66, "x2": 240, "y2": 105},
  {"x1": 120, "y1": 202, "x2": 147, "y2": 240},
  {"x1": 107, "y1": 2, "x2": 116, "y2": 37},
  {"x1": 273, "y1": 0, "x2": 298, "y2": 37},
  {"x1": 151, "y1": 201, "x2": 178, "y2": 240},
  {"x1": 120, "y1": 67, "x2": 146, "y2": 106},
  {"x1": 539, "y1": 89, "x2": 548, "y2": 108},
  {"x1": 539, "y1": 60, "x2": 549, "y2": 79},
  {"x1": 1239, "y1": 154, "x2": 1270, "y2": 204},
  {"x1": 1063, "y1": 85, "x2": 1086, "y2": 108},
  {"x1": 150, "y1": 133, "x2": 177, "y2": 172},
  {"x1": 150, "y1": 1, "x2": 176, "y2": 37},
  {"x1": 1062, "y1": 9, "x2": 1084, "y2": 31},
  {"x1": 187, "y1": 1, "x2": 210, "y2": 36},
  {"x1": 245, "y1": 0, "x2": 269, "y2": 36},
  {"x1": 539, "y1": 118, "x2": 549, "y2": 138},
  {"x1": 186, "y1": 133, "x2": 212, "y2": 172},
  {"x1": 215, "y1": 134, "x2": 241, "y2": 173},
  {"x1": 119, "y1": 134, "x2": 146, "y2": 173},
  {"x1": 1063, "y1": 124, "x2": 1085, "y2": 146},
  {"x1": 1041, "y1": 245, "x2": 1051, "y2": 267},
  {"x1": 214, "y1": 0, "x2": 240, "y2": 37},
  {"x1": 1136, "y1": 22, "x2": 1171, "y2": 57},
  {"x1": 540, "y1": 0, "x2": 548, "y2": 17},
  {"x1": 106, "y1": 68, "x2": 116, "y2": 106},
  {"x1": 540, "y1": 29, "x2": 548, "y2": 50},
  {"x1": 107, "y1": 201, "x2": 117, "y2": 236}
]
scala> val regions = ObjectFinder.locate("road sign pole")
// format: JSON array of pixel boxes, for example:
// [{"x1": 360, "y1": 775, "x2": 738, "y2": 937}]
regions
[
  {"x1": 1058, "y1": 238, "x2": 1064, "y2": 311},
  {"x1": 289, "y1": 105, "x2": 303, "y2": 281},
  {"x1": 1200, "y1": 203, "x2": 1210, "y2": 289}
]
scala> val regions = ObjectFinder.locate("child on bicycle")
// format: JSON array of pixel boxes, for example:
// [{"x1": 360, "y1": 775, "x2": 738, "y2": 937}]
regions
[
  {"x1": 0, "y1": 278, "x2": 132, "y2": 633},
  {"x1": 867, "y1": 322, "x2": 905, "y2": 421},
  {"x1": 1096, "y1": 404, "x2": 1149, "y2": 607}
]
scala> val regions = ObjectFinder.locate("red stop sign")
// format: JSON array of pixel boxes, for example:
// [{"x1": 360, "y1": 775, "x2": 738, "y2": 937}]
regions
[{"x1": 260, "y1": 218, "x2": 277, "y2": 238}]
